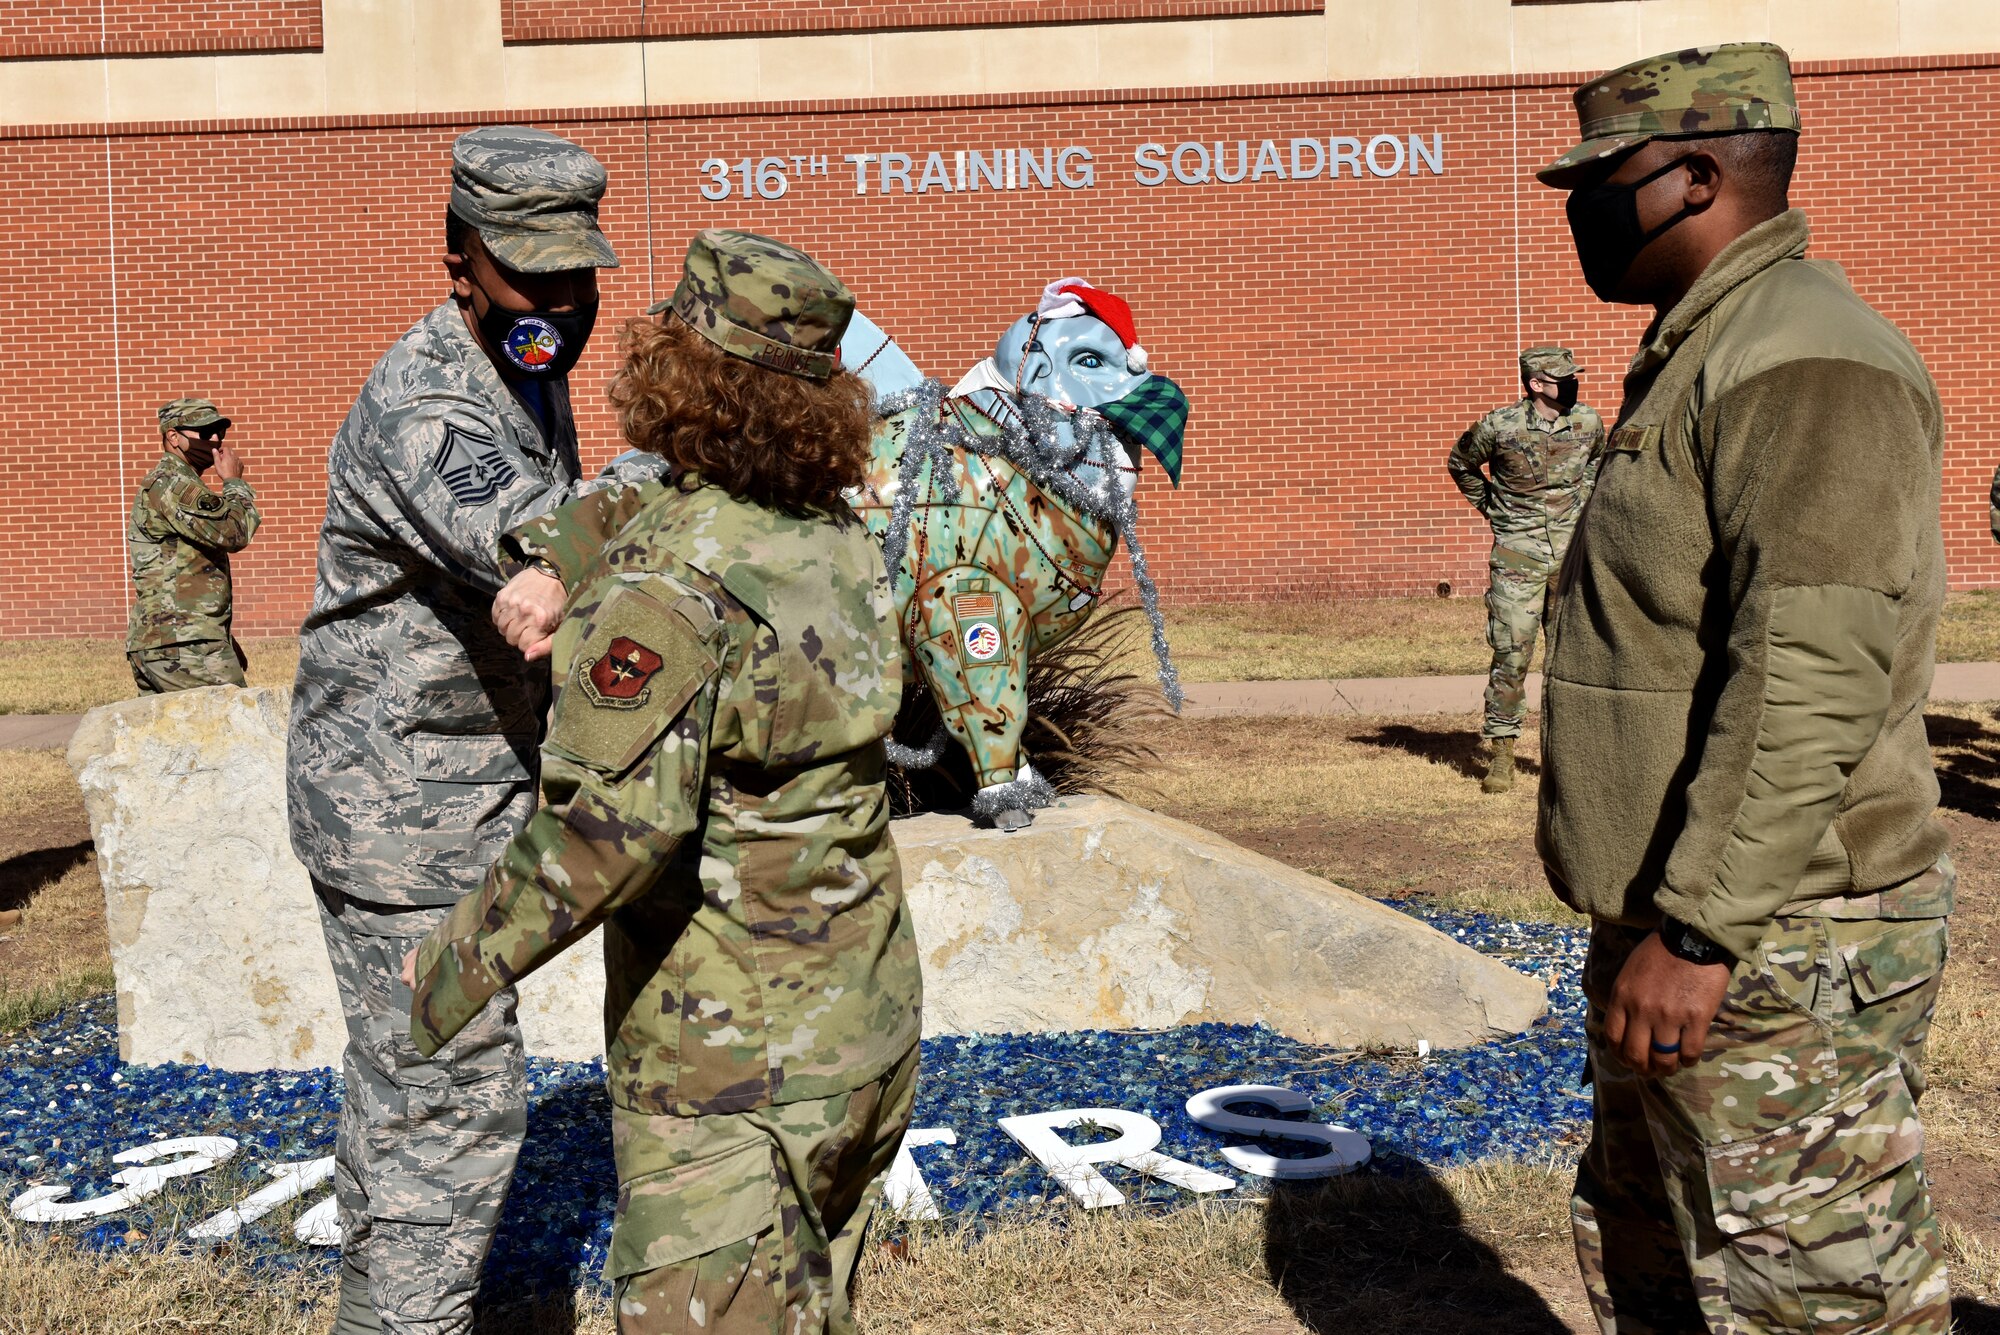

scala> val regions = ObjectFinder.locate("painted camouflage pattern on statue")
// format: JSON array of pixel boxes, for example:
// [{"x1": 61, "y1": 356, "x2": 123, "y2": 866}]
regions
[
  {"x1": 502, "y1": 401, "x2": 1124, "y2": 798},
  {"x1": 125, "y1": 452, "x2": 259, "y2": 653},
  {"x1": 288, "y1": 299, "x2": 597, "y2": 909},
  {"x1": 450, "y1": 125, "x2": 618, "y2": 274},
  {"x1": 855, "y1": 397, "x2": 1119, "y2": 791},
  {"x1": 1573, "y1": 912, "x2": 1952, "y2": 1334},
  {"x1": 410, "y1": 480, "x2": 920, "y2": 1118},
  {"x1": 608, "y1": 1046, "x2": 918, "y2": 1333},
  {"x1": 1540, "y1": 41, "x2": 1800, "y2": 185},
  {"x1": 127, "y1": 640, "x2": 245, "y2": 695},
  {"x1": 654, "y1": 229, "x2": 853, "y2": 381},
  {"x1": 1448, "y1": 398, "x2": 1605, "y2": 739},
  {"x1": 320, "y1": 893, "x2": 524, "y2": 1335}
]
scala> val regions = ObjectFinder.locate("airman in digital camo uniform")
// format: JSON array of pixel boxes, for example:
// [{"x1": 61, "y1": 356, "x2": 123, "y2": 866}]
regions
[
  {"x1": 1447, "y1": 347, "x2": 1605, "y2": 792},
  {"x1": 125, "y1": 398, "x2": 259, "y2": 693},
  {"x1": 287, "y1": 126, "x2": 620, "y2": 1334},
  {"x1": 410, "y1": 230, "x2": 920, "y2": 1335},
  {"x1": 1536, "y1": 44, "x2": 1954, "y2": 1334}
]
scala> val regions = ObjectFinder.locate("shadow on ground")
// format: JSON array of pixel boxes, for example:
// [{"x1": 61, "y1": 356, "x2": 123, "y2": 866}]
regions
[
  {"x1": 472, "y1": 1075, "x2": 618, "y2": 1333},
  {"x1": 1264, "y1": 1164, "x2": 1572, "y2": 1334},
  {"x1": 0, "y1": 842, "x2": 92, "y2": 912},
  {"x1": 1352, "y1": 724, "x2": 1542, "y2": 784},
  {"x1": 1954, "y1": 1298, "x2": 2000, "y2": 1333},
  {"x1": 1928, "y1": 710, "x2": 2000, "y2": 821}
]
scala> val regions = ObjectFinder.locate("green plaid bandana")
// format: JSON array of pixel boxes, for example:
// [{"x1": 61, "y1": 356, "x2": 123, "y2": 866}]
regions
[{"x1": 1098, "y1": 374, "x2": 1188, "y2": 487}]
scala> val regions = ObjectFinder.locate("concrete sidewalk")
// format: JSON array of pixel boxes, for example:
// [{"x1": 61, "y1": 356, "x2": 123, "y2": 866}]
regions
[
  {"x1": 1181, "y1": 660, "x2": 2000, "y2": 718},
  {"x1": 11, "y1": 660, "x2": 2000, "y2": 749}
]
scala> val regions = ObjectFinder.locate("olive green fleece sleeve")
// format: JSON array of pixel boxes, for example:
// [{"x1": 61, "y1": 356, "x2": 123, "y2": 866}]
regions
[
  {"x1": 1447, "y1": 419, "x2": 1496, "y2": 511},
  {"x1": 1654, "y1": 358, "x2": 1938, "y2": 959}
]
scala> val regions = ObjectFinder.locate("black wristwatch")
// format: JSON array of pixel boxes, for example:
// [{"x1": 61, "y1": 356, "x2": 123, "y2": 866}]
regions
[{"x1": 1660, "y1": 918, "x2": 1728, "y2": 966}]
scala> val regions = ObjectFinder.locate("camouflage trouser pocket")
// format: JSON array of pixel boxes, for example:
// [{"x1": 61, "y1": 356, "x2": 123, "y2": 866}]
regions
[
  {"x1": 1696, "y1": 1063, "x2": 1932, "y2": 1331},
  {"x1": 1663, "y1": 916, "x2": 1951, "y2": 1332},
  {"x1": 607, "y1": 1137, "x2": 778, "y2": 1281}
]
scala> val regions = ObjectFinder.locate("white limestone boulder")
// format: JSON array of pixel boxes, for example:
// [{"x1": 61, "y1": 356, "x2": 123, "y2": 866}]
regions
[
  {"x1": 69, "y1": 687, "x2": 1545, "y2": 1070},
  {"x1": 894, "y1": 800, "x2": 1546, "y2": 1047},
  {"x1": 67, "y1": 686, "x2": 601, "y2": 1071}
]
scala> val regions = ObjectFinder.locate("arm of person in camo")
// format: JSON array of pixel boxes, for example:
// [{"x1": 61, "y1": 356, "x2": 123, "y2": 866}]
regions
[
  {"x1": 496, "y1": 479, "x2": 669, "y2": 584},
  {"x1": 1446, "y1": 417, "x2": 1496, "y2": 512},
  {"x1": 408, "y1": 571, "x2": 726, "y2": 1056},
  {"x1": 360, "y1": 394, "x2": 580, "y2": 594},
  {"x1": 489, "y1": 481, "x2": 674, "y2": 659},
  {"x1": 1576, "y1": 405, "x2": 1610, "y2": 505},
  {"x1": 159, "y1": 471, "x2": 261, "y2": 552}
]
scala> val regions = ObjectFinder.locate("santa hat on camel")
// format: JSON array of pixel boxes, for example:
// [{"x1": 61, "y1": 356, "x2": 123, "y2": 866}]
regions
[{"x1": 1037, "y1": 278, "x2": 1148, "y2": 374}]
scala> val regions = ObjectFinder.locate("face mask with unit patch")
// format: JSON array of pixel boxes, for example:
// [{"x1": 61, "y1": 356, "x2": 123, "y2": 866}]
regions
[{"x1": 475, "y1": 287, "x2": 598, "y2": 380}]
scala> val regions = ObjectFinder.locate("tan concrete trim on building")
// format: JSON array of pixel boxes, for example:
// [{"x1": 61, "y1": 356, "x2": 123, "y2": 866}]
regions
[
  {"x1": 1328, "y1": 0, "x2": 2000, "y2": 78},
  {"x1": 1, "y1": 0, "x2": 1991, "y2": 128}
]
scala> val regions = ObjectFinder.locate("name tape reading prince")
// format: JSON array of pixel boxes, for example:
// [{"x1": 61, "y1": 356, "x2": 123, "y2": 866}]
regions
[{"x1": 698, "y1": 134, "x2": 1447, "y2": 200}]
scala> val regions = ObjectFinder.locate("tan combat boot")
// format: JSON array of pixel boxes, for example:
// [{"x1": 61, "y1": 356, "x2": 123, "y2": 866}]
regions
[{"x1": 1482, "y1": 737, "x2": 1515, "y2": 794}]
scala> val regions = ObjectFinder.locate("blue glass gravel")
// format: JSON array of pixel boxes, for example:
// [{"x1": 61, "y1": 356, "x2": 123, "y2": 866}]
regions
[{"x1": 0, "y1": 904, "x2": 1587, "y2": 1300}]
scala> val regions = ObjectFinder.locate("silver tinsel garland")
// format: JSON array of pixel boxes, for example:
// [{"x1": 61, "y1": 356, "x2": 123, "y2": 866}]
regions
[{"x1": 874, "y1": 379, "x2": 1185, "y2": 715}]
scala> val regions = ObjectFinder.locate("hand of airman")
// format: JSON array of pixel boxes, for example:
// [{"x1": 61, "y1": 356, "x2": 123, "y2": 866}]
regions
[{"x1": 492, "y1": 567, "x2": 565, "y2": 661}]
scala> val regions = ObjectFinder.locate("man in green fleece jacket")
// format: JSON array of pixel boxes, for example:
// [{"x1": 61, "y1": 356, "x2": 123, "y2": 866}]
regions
[{"x1": 1537, "y1": 43, "x2": 1954, "y2": 1334}]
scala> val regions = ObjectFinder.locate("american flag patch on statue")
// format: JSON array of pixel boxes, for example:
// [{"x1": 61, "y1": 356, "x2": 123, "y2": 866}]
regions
[{"x1": 952, "y1": 593, "x2": 998, "y2": 621}]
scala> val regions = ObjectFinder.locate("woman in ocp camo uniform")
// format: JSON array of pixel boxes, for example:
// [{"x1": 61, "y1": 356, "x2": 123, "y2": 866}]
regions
[{"x1": 406, "y1": 229, "x2": 921, "y2": 1335}]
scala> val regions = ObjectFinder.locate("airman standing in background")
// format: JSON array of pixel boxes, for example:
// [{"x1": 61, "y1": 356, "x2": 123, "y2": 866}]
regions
[
  {"x1": 125, "y1": 397, "x2": 259, "y2": 694},
  {"x1": 1447, "y1": 348, "x2": 1605, "y2": 792}
]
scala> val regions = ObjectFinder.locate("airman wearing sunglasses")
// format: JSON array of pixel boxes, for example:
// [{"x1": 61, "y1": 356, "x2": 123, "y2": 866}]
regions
[{"x1": 125, "y1": 397, "x2": 259, "y2": 694}]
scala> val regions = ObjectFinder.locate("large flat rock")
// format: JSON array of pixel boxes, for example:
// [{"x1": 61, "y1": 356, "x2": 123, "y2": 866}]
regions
[
  {"x1": 896, "y1": 801, "x2": 1545, "y2": 1047},
  {"x1": 69, "y1": 687, "x2": 1544, "y2": 1070},
  {"x1": 68, "y1": 688, "x2": 601, "y2": 1071}
]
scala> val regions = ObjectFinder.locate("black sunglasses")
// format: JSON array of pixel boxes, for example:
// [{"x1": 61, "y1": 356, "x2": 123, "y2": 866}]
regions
[{"x1": 185, "y1": 426, "x2": 228, "y2": 442}]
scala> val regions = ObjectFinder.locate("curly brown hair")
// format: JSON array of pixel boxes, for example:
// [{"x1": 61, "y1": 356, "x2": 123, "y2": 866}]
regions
[{"x1": 608, "y1": 315, "x2": 876, "y2": 517}]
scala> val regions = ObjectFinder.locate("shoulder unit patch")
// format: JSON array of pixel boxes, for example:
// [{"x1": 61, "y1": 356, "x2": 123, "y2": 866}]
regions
[{"x1": 581, "y1": 636, "x2": 665, "y2": 709}]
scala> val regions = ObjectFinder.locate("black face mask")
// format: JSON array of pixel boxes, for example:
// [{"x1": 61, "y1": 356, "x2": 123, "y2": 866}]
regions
[
  {"x1": 1565, "y1": 156, "x2": 1695, "y2": 302},
  {"x1": 1554, "y1": 378, "x2": 1579, "y2": 412},
  {"x1": 474, "y1": 287, "x2": 598, "y2": 380}
]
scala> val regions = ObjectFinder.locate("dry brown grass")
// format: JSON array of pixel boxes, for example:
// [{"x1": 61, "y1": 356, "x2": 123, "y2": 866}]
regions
[
  {"x1": 17, "y1": 695, "x2": 2000, "y2": 1326},
  {"x1": 0, "y1": 1161, "x2": 1586, "y2": 1335},
  {"x1": 0, "y1": 860, "x2": 113, "y2": 1033},
  {"x1": 1, "y1": 588, "x2": 1997, "y2": 716},
  {"x1": 0, "y1": 748, "x2": 109, "y2": 1033},
  {"x1": 1939, "y1": 589, "x2": 2000, "y2": 666},
  {"x1": 1144, "y1": 711, "x2": 1580, "y2": 923},
  {"x1": 1144, "y1": 588, "x2": 2000, "y2": 685},
  {"x1": 0, "y1": 637, "x2": 297, "y2": 716},
  {"x1": 0, "y1": 1216, "x2": 616, "y2": 1334},
  {"x1": 858, "y1": 1158, "x2": 1587, "y2": 1334}
]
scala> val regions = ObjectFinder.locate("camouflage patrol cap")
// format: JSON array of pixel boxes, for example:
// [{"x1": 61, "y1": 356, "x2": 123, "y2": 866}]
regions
[
  {"x1": 450, "y1": 126, "x2": 619, "y2": 274},
  {"x1": 1538, "y1": 42, "x2": 1799, "y2": 188},
  {"x1": 648, "y1": 229, "x2": 853, "y2": 380},
  {"x1": 1520, "y1": 346, "x2": 1583, "y2": 379},
  {"x1": 158, "y1": 397, "x2": 229, "y2": 431}
]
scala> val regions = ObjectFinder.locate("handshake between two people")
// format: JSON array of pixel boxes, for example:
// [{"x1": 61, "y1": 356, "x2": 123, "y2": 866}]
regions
[{"x1": 492, "y1": 567, "x2": 566, "y2": 662}]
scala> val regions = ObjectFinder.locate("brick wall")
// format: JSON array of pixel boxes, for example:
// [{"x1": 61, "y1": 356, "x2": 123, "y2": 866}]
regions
[
  {"x1": 500, "y1": 0, "x2": 1321, "y2": 42},
  {"x1": 0, "y1": 0, "x2": 320, "y2": 57},
  {"x1": 5, "y1": 58, "x2": 1997, "y2": 638}
]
